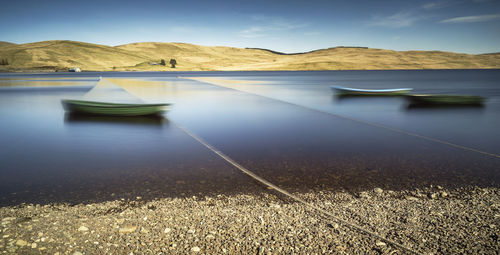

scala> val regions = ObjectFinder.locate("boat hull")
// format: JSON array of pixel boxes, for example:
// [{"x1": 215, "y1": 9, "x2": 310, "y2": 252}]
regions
[
  {"x1": 332, "y1": 86, "x2": 413, "y2": 96},
  {"x1": 405, "y1": 94, "x2": 485, "y2": 106},
  {"x1": 61, "y1": 99, "x2": 170, "y2": 116}
]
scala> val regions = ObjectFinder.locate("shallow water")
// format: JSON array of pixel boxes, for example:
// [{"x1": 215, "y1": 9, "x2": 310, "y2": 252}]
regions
[{"x1": 0, "y1": 70, "x2": 499, "y2": 206}]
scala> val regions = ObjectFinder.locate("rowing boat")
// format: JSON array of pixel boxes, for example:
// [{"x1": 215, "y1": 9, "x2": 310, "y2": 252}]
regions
[
  {"x1": 61, "y1": 99, "x2": 170, "y2": 116},
  {"x1": 331, "y1": 86, "x2": 413, "y2": 96},
  {"x1": 405, "y1": 94, "x2": 485, "y2": 106}
]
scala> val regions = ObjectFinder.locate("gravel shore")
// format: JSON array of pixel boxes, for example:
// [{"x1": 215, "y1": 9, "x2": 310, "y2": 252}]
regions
[{"x1": 1, "y1": 186, "x2": 498, "y2": 254}]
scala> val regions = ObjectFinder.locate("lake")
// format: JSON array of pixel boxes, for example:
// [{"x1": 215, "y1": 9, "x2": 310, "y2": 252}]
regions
[{"x1": 0, "y1": 70, "x2": 499, "y2": 206}]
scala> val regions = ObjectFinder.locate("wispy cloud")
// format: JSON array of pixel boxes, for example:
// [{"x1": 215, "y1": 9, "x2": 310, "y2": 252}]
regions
[
  {"x1": 369, "y1": 11, "x2": 423, "y2": 28},
  {"x1": 440, "y1": 14, "x2": 500, "y2": 23},
  {"x1": 421, "y1": 1, "x2": 448, "y2": 10},
  {"x1": 239, "y1": 16, "x2": 308, "y2": 38},
  {"x1": 240, "y1": 27, "x2": 266, "y2": 38}
]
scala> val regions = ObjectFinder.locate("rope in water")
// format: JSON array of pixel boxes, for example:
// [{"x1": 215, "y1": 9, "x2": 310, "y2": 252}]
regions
[
  {"x1": 174, "y1": 122, "x2": 424, "y2": 255},
  {"x1": 182, "y1": 77, "x2": 499, "y2": 159}
]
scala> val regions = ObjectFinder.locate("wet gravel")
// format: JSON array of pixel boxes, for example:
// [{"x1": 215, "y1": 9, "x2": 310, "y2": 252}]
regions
[{"x1": 1, "y1": 186, "x2": 498, "y2": 254}]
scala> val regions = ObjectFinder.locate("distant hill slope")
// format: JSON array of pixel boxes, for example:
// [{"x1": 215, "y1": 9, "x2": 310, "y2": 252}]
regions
[
  {"x1": 0, "y1": 41, "x2": 16, "y2": 47},
  {"x1": 1, "y1": 40, "x2": 499, "y2": 71}
]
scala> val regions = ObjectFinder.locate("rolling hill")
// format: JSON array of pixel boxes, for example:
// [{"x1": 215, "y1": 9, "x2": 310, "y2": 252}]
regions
[{"x1": 0, "y1": 40, "x2": 499, "y2": 71}]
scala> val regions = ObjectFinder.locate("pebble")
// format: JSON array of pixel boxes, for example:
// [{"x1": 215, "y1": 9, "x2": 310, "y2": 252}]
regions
[
  {"x1": 78, "y1": 226, "x2": 89, "y2": 232},
  {"x1": 31, "y1": 243, "x2": 37, "y2": 248},
  {"x1": 73, "y1": 252, "x2": 83, "y2": 255},
  {"x1": 164, "y1": 227, "x2": 171, "y2": 233},
  {"x1": 376, "y1": 241, "x2": 386, "y2": 246},
  {"x1": 428, "y1": 193, "x2": 438, "y2": 199},
  {"x1": 15, "y1": 239, "x2": 28, "y2": 246},
  {"x1": 119, "y1": 226, "x2": 137, "y2": 234},
  {"x1": 407, "y1": 196, "x2": 420, "y2": 202},
  {"x1": 374, "y1": 188, "x2": 383, "y2": 194},
  {"x1": 191, "y1": 246, "x2": 201, "y2": 252},
  {"x1": 440, "y1": 191, "x2": 448, "y2": 198}
]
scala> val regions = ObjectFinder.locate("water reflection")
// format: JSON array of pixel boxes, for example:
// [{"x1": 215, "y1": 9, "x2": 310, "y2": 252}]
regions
[
  {"x1": 405, "y1": 103, "x2": 485, "y2": 110},
  {"x1": 64, "y1": 113, "x2": 168, "y2": 127}
]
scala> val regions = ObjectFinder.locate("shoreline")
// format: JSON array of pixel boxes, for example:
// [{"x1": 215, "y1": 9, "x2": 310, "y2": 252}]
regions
[
  {"x1": 2, "y1": 68, "x2": 500, "y2": 73},
  {"x1": 1, "y1": 186, "x2": 498, "y2": 254}
]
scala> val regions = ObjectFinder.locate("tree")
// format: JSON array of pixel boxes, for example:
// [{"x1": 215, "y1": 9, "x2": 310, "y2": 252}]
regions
[
  {"x1": 160, "y1": 59, "x2": 166, "y2": 66},
  {"x1": 169, "y1": 59, "x2": 177, "y2": 68}
]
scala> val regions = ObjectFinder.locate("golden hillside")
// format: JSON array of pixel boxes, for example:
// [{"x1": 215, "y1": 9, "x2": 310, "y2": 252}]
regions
[{"x1": 0, "y1": 40, "x2": 499, "y2": 71}]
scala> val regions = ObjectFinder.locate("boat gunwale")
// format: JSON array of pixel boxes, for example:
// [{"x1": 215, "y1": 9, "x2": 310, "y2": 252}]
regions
[
  {"x1": 61, "y1": 99, "x2": 171, "y2": 108},
  {"x1": 331, "y1": 86, "x2": 413, "y2": 93}
]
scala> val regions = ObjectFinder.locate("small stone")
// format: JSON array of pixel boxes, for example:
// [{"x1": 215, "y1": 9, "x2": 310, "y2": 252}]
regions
[
  {"x1": 428, "y1": 193, "x2": 438, "y2": 199},
  {"x1": 191, "y1": 246, "x2": 200, "y2": 252},
  {"x1": 164, "y1": 227, "x2": 171, "y2": 233},
  {"x1": 16, "y1": 240, "x2": 28, "y2": 246},
  {"x1": 206, "y1": 234, "x2": 215, "y2": 239},
  {"x1": 374, "y1": 188, "x2": 383, "y2": 194},
  {"x1": 78, "y1": 226, "x2": 89, "y2": 232},
  {"x1": 376, "y1": 241, "x2": 386, "y2": 246},
  {"x1": 407, "y1": 196, "x2": 419, "y2": 202},
  {"x1": 327, "y1": 223, "x2": 339, "y2": 229},
  {"x1": 358, "y1": 192, "x2": 370, "y2": 199},
  {"x1": 119, "y1": 226, "x2": 137, "y2": 234},
  {"x1": 187, "y1": 229, "x2": 195, "y2": 234},
  {"x1": 440, "y1": 191, "x2": 448, "y2": 198},
  {"x1": 2, "y1": 217, "x2": 15, "y2": 222},
  {"x1": 31, "y1": 243, "x2": 37, "y2": 248},
  {"x1": 73, "y1": 252, "x2": 83, "y2": 255}
]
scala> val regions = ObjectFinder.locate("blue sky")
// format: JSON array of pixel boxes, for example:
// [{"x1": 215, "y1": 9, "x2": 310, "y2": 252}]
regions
[{"x1": 1, "y1": 0, "x2": 500, "y2": 54}]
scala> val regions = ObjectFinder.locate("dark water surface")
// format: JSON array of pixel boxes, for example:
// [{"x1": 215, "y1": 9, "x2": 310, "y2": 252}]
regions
[{"x1": 0, "y1": 70, "x2": 499, "y2": 206}]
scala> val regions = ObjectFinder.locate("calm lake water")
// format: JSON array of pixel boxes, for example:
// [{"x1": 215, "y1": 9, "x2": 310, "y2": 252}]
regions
[{"x1": 0, "y1": 70, "x2": 499, "y2": 206}]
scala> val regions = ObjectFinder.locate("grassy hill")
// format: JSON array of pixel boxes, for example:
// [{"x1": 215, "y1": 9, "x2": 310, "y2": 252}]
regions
[{"x1": 1, "y1": 40, "x2": 499, "y2": 71}]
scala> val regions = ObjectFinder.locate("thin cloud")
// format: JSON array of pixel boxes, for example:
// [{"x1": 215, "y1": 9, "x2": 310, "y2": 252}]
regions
[
  {"x1": 421, "y1": 1, "x2": 449, "y2": 10},
  {"x1": 370, "y1": 11, "x2": 422, "y2": 28},
  {"x1": 239, "y1": 16, "x2": 308, "y2": 38},
  {"x1": 440, "y1": 14, "x2": 500, "y2": 23},
  {"x1": 240, "y1": 27, "x2": 266, "y2": 38}
]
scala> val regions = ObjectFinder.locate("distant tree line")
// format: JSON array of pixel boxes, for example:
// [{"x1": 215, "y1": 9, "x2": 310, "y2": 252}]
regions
[
  {"x1": 0, "y1": 59, "x2": 9, "y2": 65},
  {"x1": 160, "y1": 58, "x2": 177, "y2": 68}
]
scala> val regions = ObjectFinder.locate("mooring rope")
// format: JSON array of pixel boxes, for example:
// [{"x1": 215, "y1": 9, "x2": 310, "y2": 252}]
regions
[
  {"x1": 181, "y1": 77, "x2": 499, "y2": 159},
  {"x1": 174, "y1": 122, "x2": 423, "y2": 255}
]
